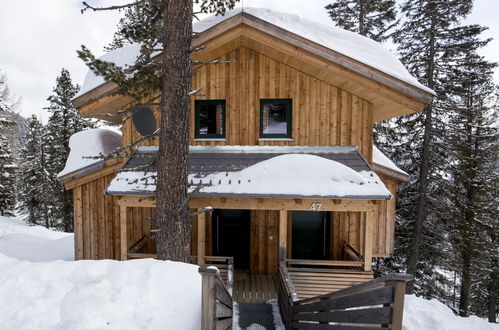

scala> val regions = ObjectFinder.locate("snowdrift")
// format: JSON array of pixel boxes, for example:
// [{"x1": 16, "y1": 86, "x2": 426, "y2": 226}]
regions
[
  {"x1": 0, "y1": 255, "x2": 201, "y2": 330},
  {"x1": 403, "y1": 295, "x2": 498, "y2": 330},
  {"x1": 0, "y1": 217, "x2": 496, "y2": 330},
  {"x1": 0, "y1": 216, "x2": 73, "y2": 261}
]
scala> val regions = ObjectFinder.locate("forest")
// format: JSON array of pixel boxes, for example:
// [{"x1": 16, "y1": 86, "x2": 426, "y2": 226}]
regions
[{"x1": 0, "y1": 0, "x2": 497, "y2": 323}]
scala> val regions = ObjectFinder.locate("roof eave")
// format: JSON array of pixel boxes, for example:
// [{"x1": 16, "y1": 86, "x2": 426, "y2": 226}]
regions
[
  {"x1": 372, "y1": 163, "x2": 410, "y2": 183},
  {"x1": 72, "y1": 11, "x2": 434, "y2": 111}
]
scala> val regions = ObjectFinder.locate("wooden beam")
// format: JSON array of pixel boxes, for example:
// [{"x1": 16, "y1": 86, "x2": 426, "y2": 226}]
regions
[
  {"x1": 117, "y1": 196, "x2": 156, "y2": 208},
  {"x1": 197, "y1": 210, "x2": 206, "y2": 265},
  {"x1": 190, "y1": 196, "x2": 378, "y2": 212},
  {"x1": 119, "y1": 206, "x2": 128, "y2": 261},
  {"x1": 279, "y1": 210, "x2": 287, "y2": 262},
  {"x1": 363, "y1": 210, "x2": 374, "y2": 271}
]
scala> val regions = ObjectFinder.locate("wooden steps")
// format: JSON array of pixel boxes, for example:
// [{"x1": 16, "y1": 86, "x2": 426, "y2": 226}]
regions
[{"x1": 232, "y1": 271, "x2": 277, "y2": 303}]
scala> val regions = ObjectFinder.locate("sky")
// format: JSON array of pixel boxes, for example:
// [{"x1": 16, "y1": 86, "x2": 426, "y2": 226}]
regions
[{"x1": 0, "y1": 0, "x2": 498, "y2": 123}]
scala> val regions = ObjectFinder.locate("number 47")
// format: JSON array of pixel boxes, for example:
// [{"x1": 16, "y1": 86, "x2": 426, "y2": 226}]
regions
[{"x1": 310, "y1": 203, "x2": 322, "y2": 211}]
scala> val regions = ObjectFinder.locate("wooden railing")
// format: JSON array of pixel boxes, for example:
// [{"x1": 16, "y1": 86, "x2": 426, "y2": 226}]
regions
[
  {"x1": 277, "y1": 264, "x2": 413, "y2": 330},
  {"x1": 199, "y1": 267, "x2": 234, "y2": 330},
  {"x1": 284, "y1": 259, "x2": 373, "y2": 299}
]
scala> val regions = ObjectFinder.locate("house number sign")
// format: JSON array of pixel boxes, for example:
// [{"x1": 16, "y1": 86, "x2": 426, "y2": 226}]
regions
[{"x1": 310, "y1": 203, "x2": 322, "y2": 211}]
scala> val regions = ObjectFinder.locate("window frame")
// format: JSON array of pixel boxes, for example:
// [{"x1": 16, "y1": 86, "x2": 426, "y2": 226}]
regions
[
  {"x1": 259, "y1": 98, "x2": 292, "y2": 139},
  {"x1": 194, "y1": 99, "x2": 226, "y2": 139}
]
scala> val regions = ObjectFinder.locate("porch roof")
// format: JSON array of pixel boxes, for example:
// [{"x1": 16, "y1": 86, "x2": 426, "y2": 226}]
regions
[{"x1": 105, "y1": 146, "x2": 391, "y2": 200}]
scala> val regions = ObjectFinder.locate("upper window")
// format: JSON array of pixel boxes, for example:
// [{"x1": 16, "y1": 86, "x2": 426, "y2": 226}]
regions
[
  {"x1": 260, "y1": 99, "x2": 292, "y2": 138},
  {"x1": 195, "y1": 100, "x2": 226, "y2": 139}
]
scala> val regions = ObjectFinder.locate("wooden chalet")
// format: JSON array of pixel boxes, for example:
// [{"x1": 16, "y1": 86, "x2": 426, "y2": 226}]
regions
[{"x1": 60, "y1": 8, "x2": 433, "y2": 304}]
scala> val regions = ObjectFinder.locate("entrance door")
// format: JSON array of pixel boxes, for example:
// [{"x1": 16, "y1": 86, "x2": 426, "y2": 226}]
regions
[
  {"x1": 212, "y1": 209, "x2": 251, "y2": 270},
  {"x1": 292, "y1": 211, "x2": 330, "y2": 260}
]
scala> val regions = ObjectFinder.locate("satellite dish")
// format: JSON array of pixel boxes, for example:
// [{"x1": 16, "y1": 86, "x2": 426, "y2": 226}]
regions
[{"x1": 132, "y1": 106, "x2": 157, "y2": 137}]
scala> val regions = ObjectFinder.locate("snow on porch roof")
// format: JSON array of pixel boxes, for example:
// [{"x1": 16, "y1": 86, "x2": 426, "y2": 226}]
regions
[
  {"x1": 74, "y1": 7, "x2": 434, "y2": 100},
  {"x1": 105, "y1": 146, "x2": 391, "y2": 200}
]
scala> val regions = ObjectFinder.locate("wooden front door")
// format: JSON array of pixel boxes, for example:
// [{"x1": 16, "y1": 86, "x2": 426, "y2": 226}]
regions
[
  {"x1": 212, "y1": 209, "x2": 251, "y2": 270},
  {"x1": 291, "y1": 211, "x2": 330, "y2": 260}
]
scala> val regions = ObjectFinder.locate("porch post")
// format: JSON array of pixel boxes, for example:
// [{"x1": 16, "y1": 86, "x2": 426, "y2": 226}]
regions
[
  {"x1": 363, "y1": 209, "x2": 374, "y2": 271},
  {"x1": 120, "y1": 206, "x2": 128, "y2": 261},
  {"x1": 279, "y1": 209, "x2": 287, "y2": 262},
  {"x1": 197, "y1": 210, "x2": 206, "y2": 265}
]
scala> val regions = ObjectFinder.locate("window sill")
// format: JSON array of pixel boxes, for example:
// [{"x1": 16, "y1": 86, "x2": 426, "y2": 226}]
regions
[
  {"x1": 193, "y1": 138, "x2": 227, "y2": 141},
  {"x1": 258, "y1": 138, "x2": 294, "y2": 141}
]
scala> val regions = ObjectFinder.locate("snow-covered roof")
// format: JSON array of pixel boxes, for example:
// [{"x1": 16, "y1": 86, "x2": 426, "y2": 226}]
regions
[
  {"x1": 372, "y1": 145, "x2": 409, "y2": 181},
  {"x1": 75, "y1": 7, "x2": 433, "y2": 99},
  {"x1": 106, "y1": 146, "x2": 391, "y2": 199},
  {"x1": 58, "y1": 128, "x2": 122, "y2": 178}
]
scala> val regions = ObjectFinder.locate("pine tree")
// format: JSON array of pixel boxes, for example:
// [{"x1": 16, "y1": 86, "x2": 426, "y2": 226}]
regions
[
  {"x1": 0, "y1": 72, "x2": 17, "y2": 217},
  {"x1": 45, "y1": 69, "x2": 94, "y2": 231},
  {"x1": 442, "y1": 43, "x2": 498, "y2": 317},
  {"x1": 391, "y1": 0, "x2": 479, "y2": 295},
  {"x1": 77, "y1": 0, "x2": 239, "y2": 261},
  {"x1": 325, "y1": 0, "x2": 397, "y2": 42},
  {"x1": 17, "y1": 115, "x2": 51, "y2": 227}
]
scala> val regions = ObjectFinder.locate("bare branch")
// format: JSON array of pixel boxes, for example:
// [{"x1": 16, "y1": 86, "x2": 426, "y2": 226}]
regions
[
  {"x1": 81, "y1": 1, "x2": 145, "y2": 14},
  {"x1": 190, "y1": 206, "x2": 213, "y2": 217},
  {"x1": 192, "y1": 59, "x2": 236, "y2": 66}
]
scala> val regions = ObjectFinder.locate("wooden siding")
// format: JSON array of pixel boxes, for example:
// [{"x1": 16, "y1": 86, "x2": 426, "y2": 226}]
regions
[
  {"x1": 250, "y1": 210, "x2": 280, "y2": 275},
  {"x1": 73, "y1": 173, "x2": 156, "y2": 260},
  {"x1": 121, "y1": 46, "x2": 373, "y2": 162}
]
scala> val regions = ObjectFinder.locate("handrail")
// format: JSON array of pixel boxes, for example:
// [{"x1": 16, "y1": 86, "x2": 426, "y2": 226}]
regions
[
  {"x1": 286, "y1": 258, "x2": 363, "y2": 268},
  {"x1": 199, "y1": 267, "x2": 233, "y2": 330}
]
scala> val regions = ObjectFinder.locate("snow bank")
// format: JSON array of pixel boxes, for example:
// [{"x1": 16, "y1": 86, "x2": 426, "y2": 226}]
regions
[
  {"x1": 372, "y1": 145, "x2": 408, "y2": 176},
  {"x1": 0, "y1": 255, "x2": 202, "y2": 330},
  {"x1": 403, "y1": 295, "x2": 498, "y2": 330},
  {"x1": 75, "y1": 8, "x2": 433, "y2": 99},
  {"x1": 58, "y1": 128, "x2": 122, "y2": 178},
  {"x1": 0, "y1": 216, "x2": 74, "y2": 261}
]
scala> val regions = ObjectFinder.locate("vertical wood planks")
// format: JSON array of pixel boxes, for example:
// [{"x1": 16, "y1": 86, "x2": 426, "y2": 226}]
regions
[
  {"x1": 198, "y1": 210, "x2": 206, "y2": 265},
  {"x1": 73, "y1": 186, "x2": 83, "y2": 260},
  {"x1": 120, "y1": 206, "x2": 128, "y2": 261},
  {"x1": 363, "y1": 210, "x2": 374, "y2": 271},
  {"x1": 279, "y1": 210, "x2": 287, "y2": 262}
]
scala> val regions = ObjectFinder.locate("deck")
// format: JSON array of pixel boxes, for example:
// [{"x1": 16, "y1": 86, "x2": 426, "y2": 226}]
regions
[{"x1": 232, "y1": 270, "x2": 278, "y2": 303}]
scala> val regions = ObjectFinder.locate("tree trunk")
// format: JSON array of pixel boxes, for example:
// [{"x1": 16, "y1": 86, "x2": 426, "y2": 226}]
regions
[
  {"x1": 488, "y1": 240, "x2": 497, "y2": 322},
  {"x1": 406, "y1": 13, "x2": 437, "y2": 294},
  {"x1": 459, "y1": 248, "x2": 471, "y2": 316},
  {"x1": 155, "y1": 0, "x2": 193, "y2": 262}
]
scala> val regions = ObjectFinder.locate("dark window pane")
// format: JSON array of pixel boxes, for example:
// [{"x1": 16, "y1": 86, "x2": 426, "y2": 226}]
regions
[
  {"x1": 262, "y1": 102, "x2": 288, "y2": 135},
  {"x1": 199, "y1": 104, "x2": 223, "y2": 135}
]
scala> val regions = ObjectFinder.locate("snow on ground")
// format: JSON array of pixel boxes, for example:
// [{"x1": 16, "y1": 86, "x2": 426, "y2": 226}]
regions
[
  {"x1": 403, "y1": 295, "x2": 498, "y2": 330},
  {"x1": 0, "y1": 217, "x2": 495, "y2": 330},
  {"x1": 0, "y1": 255, "x2": 201, "y2": 330},
  {"x1": 58, "y1": 128, "x2": 122, "y2": 178},
  {"x1": 0, "y1": 216, "x2": 74, "y2": 262}
]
